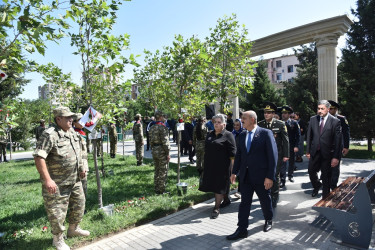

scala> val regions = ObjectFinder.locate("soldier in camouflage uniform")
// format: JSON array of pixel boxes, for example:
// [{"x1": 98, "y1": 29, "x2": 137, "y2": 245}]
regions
[
  {"x1": 258, "y1": 102, "x2": 289, "y2": 208},
  {"x1": 193, "y1": 116, "x2": 208, "y2": 175},
  {"x1": 0, "y1": 131, "x2": 8, "y2": 163},
  {"x1": 33, "y1": 107, "x2": 90, "y2": 250},
  {"x1": 133, "y1": 114, "x2": 144, "y2": 166},
  {"x1": 109, "y1": 123, "x2": 118, "y2": 158},
  {"x1": 36, "y1": 119, "x2": 46, "y2": 141},
  {"x1": 149, "y1": 111, "x2": 170, "y2": 194},
  {"x1": 73, "y1": 113, "x2": 89, "y2": 199}
]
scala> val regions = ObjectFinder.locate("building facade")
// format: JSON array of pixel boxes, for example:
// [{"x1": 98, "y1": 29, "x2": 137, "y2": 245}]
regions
[{"x1": 264, "y1": 55, "x2": 299, "y2": 88}]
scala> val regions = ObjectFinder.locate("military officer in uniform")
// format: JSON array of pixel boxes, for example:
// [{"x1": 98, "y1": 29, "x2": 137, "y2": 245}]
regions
[
  {"x1": 258, "y1": 102, "x2": 289, "y2": 207},
  {"x1": 133, "y1": 114, "x2": 144, "y2": 166},
  {"x1": 33, "y1": 107, "x2": 89, "y2": 250},
  {"x1": 149, "y1": 111, "x2": 170, "y2": 194},
  {"x1": 328, "y1": 100, "x2": 350, "y2": 189},
  {"x1": 36, "y1": 119, "x2": 46, "y2": 141},
  {"x1": 280, "y1": 106, "x2": 300, "y2": 186},
  {"x1": 73, "y1": 113, "x2": 89, "y2": 199},
  {"x1": 109, "y1": 122, "x2": 118, "y2": 158},
  {"x1": 0, "y1": 130, "x2": 8, "y2": 163}
]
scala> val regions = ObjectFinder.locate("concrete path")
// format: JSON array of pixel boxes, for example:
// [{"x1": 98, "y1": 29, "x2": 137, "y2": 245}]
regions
[{"x1": 7, "y1": 141, "x2": 375, "y2": 249}]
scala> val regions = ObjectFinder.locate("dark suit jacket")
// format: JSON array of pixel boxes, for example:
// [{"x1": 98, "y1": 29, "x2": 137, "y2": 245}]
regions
[
  {"x1": 232, "y1": 127, "x2": 278, "y2": 184},
  {"x1": 306, "y1": 114, "x2": 342, "y2": 160}
]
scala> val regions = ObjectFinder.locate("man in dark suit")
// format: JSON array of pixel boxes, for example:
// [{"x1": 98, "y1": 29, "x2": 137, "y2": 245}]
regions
[
  {"x1": 258, "y1": 102, "x2": 289, "y2": 208},
  {"x1": 227, "y1": 111, "x2": 278, "y2": 240},
  {"x1": 280, "y1": 106, "x2": 300, "y2": 184},
  {"x1": 328, "y1": 100, "x2": 350, "y2": 189},
  {"x1": 306, "y1": 100, "x2": 342, "y2": 198}
]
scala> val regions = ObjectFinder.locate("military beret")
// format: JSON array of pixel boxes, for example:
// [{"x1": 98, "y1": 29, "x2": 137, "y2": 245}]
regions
[
  {"x1": 328, "y1": 100, "x2": 340, "y2": 109},
  {"x1": 53, "y1": 107, "x2": 75, "y2": 118},
  {"x1": 263, "y1": 102, "x2": 277, "y2": 112},
  {"x1": 281, "y1": 106, "x2": 293, "y2": 113},
  {"x1": 72, "y1": 113, "x2": 83, "y2": 121}
]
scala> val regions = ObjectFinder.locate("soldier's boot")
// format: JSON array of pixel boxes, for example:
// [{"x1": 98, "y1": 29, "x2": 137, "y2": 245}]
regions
[
  {"x1": 67, "y1": 224, "x2": 90, "y2": 237},
  {"x1": 52, "y1": 233, "x2": 70, "y2": 250}
]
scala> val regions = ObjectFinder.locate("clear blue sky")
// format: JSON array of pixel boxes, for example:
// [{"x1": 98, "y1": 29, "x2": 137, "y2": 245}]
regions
[{"x1": 20, "y1": 0, "x2": 358, "y2": 100}]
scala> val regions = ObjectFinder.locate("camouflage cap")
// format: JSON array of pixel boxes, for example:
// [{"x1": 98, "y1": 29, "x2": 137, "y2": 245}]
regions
[
  {"x1": 40, "y1": 119, "x2": 45, "y2": 123},
  {"x1": 135, "y1": 113, "x2": 142, "y2": 119},
  {"x1": 72, "y1": 113, "x2": 83, "y2": 121},
  {"x1": 53, "y1": 106, "x2": 75, "y2": 118},
  {"x1": 154, "y1": 111, "x2": 165, "y2": 119}
]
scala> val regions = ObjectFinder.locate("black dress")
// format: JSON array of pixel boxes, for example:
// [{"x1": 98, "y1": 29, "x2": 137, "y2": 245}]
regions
[{"x1": 199, "y1": 129, "x2": 236, "y2": 194}]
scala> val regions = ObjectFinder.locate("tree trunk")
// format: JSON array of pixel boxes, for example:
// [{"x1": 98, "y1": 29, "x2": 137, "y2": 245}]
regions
[
  {"x1": 177, "y1": 130, "x2": 181, "y2": 183},
  {"x1": 92, "y1": 139, "x2": 103, "y2": 208},
  {"x1": 367, "y1": 137, "x2": 373, "y2": 152}
]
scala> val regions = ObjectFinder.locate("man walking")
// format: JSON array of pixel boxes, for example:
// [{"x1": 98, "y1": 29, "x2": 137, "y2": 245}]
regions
[
  {"x1": 306, "y1": 100, "x2": 342, "y2": 198},
  {"x1": 227, "y1": 110, "x2": 277, "y2": 240},
  {"x1": 258, "y1": 102, "x2": 289, "y2": 207},
  {"x1": 33, "y1": 107, "x2": 89, "y2": 250},
  {"x1": 328, "y1": 100, "x2": 350, "y2": 189},
  {"x1": 149, "y1": 111, "x2": 170, "y2": 194},
  {"x1": 0, "y1": 130, "x2": 8, "y2": 163},
  {"x1": 280, "y1": 106, "x2": 300, "y2": 185}
]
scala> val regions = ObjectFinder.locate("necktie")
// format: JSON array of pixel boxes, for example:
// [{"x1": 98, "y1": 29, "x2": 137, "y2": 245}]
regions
[
  {"x1": 246, "y1": 131, "x2": 253, "y2": 152},
  {"x1": 320, "y1": 117, "x2": 325, "y2": 134},
  {"x1": 267, "y1": 122, "x2": 271, "y2": 129}
]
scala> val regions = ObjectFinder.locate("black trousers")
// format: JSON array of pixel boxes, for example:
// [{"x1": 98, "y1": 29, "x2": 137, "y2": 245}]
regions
[
  {"x1": 238, "y1": 169, "x2": 273, "y2": 230},
  {"x1": 308, "y1": 151, "x2": 333, "y2": 197}
]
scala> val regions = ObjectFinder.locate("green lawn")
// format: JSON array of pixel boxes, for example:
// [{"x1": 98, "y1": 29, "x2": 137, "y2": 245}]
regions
[
  {"x1": 0, "y1": 154, "x2": 213, "y2": 249},
  {"x1": 345, "y1": 144, "x2": 375, "y2": 159}
]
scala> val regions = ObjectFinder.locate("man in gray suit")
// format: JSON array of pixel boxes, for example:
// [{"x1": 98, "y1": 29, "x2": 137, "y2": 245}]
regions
[{"x1": 306, "y1": 100, "x2": 342, "y2": 198}]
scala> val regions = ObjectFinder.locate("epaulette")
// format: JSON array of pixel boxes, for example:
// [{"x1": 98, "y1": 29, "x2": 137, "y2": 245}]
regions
[
  {"x1": 45, "y1": 127, "x2": 56, "y2": 134},
  {"x1": 337, "y1": 114, "x2": 346, "y2": 118}
]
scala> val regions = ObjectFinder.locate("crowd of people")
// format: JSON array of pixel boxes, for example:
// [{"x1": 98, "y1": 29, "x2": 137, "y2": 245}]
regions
[{"x1": 31, "y1": 99, "x2": 350, "y2": 248}]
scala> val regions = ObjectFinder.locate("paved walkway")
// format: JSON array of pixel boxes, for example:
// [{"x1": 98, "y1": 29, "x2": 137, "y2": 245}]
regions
[
  {"x1": 8, "y1": 141, "x2": 375, "y2": 249},
  {"x1": 77, "y1": 141, "x2": 375, "y2": 250}
]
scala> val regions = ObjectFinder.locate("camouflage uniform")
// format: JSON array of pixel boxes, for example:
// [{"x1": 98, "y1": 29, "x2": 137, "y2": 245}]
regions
[
  {"x1": 133, "y1": 120, "x2": 144, "y2": 165},
  {"x1": 74, "y1": 126, "x2": 89, "y2": 198},
  {"x1": 33, "y1": 124, "x2": 85, "y2": 235},
  {"x1": 36, "y1": 119, "x2": 46, "y2": 141},
  {"x1": 0, "y1": 132, "x2": 7, "y2": 162},
  {"x1": 193, "y1": 123, "x2": 208, "y2": 173},
  {"x1": 149, "y1": 120, "x2": 170, "y2": 194},
  {"x1": 109, "y1": 124, "x2": 118, "y2": 158}
]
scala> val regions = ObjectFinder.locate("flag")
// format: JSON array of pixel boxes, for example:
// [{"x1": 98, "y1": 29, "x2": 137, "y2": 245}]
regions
[{"x1": 79, "y1": 106, "x2": 102, "y2": 132}]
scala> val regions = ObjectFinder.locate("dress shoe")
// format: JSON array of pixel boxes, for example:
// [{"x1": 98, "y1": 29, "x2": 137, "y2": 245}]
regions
[
  {"x1": 263, "y1": 220, "x2": 272, "y2": 232},
  {"x1": 280, "y1": 181, "x2": 285, "y2": 188},
  {"x1": 210, "y1": 208, "x2": 220, "y2": 219},
  {"x1": 311, "y1": 183, "x2": 322, "y2": 197},
  {"x1": 294, "y1": 166, "x2": 298, "y2": 171},
  {"x1": 288, "y1": 177, "x2": 295, "y2": 183},
  {"x1": 226, "y1": 228, "x2": 248, "y2": 240},
  {"x1": 219, "y1": 199, "x2": 231, "y2": 208}
]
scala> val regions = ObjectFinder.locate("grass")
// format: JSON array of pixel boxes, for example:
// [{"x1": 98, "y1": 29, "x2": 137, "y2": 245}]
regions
[
  {"x1": 0, "y1": 154, "x2": 214, "y2": 249},
  {"x1": 345, "y1": 144, "x2": 375, "y2": 160}
]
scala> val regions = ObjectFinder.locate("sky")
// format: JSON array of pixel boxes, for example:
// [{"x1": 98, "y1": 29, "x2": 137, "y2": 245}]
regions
[{"x1": 19, "y1": 0, "x2": 358, "y2": 100}]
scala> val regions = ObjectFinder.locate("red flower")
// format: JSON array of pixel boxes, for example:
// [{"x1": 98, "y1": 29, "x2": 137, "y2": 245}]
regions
[
  {"x1": 13, "y1": 232, "x2": 17, "y2": 237},
  {"x1": 42, "y1": 226, "x2": 48, "y2": 232}
]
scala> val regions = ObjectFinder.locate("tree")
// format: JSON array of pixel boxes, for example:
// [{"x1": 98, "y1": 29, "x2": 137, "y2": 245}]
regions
[
  {"x1": 339, "y1": 0, "x2": 375, "y2": 151},
  {"x1": 283, "y1": 43, "x2": 318, "y2": 122},
  {"x1": 204, "y1": 14, "x2": 254, "y2": 113},
  {"x1": 239, "y1": 60, "x2": 284, "y2": 117},
  {"x1": 67, "y1": 0, "x2": 136, "y2": 207},
  {"x1": 0, "y1": 1, "x2": 70, "y2": 98}
]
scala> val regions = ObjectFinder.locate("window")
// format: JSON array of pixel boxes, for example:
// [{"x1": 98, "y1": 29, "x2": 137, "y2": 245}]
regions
[
  {"x1": 276, "y1": 60, "x2": 282, "y2": 68},
  {"x1": 276, "y1": 73, "x2": 282, "y2": 81},
  {"x1": 288, "y1": 65, "x2": 293, "y2": 73}
]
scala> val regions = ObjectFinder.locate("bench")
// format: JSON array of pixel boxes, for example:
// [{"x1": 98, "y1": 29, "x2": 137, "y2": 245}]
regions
[{"x1": 312, "y1": 170, "x2": 375, "y2": 249}]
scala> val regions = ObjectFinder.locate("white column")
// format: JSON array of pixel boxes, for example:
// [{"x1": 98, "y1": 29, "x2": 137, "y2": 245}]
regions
[
  {"x1": 315, "y1": 34, "x2": 339, "y2": 101},
  {"x1": 232, "y1": 96, "x2": 239, "y2": 120}
]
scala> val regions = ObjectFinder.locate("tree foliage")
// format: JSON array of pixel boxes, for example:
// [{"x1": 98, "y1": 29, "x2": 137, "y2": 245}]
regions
[
  {"x1": 339, "y1": 0, "x2": 375, "y2": 150},
  {"x1": 239, "y1": 61, "x2": 284, "y2": 116},
  {"x1": 283, "y1": 43, "x2": 318, "y2": 122}
]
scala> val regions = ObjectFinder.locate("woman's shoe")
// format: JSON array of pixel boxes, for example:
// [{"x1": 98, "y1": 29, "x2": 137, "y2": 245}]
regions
[{"x1": 211, "y1": 208, "x2": 220, "y2": 219}]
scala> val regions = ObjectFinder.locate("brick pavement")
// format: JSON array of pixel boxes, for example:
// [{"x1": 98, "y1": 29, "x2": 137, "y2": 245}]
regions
[{"x1": 77, "y1": 155, "x2": 375, "y2": 250}]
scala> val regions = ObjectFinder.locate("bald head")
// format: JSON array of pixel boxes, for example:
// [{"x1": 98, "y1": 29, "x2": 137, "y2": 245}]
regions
[{"x1": 242, "y1": 110, "x2": 257, "y2": 131}]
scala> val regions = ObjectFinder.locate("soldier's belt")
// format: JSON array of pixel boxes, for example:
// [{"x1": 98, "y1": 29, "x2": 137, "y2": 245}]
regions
[{"x1": 152, "y1": 144, "x2": 163, "y2": 146}]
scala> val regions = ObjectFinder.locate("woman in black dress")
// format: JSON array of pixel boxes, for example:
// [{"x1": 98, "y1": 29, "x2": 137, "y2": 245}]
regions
[{"x1": 199, "y1": 114, "x2": 236, "y2": 219}]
